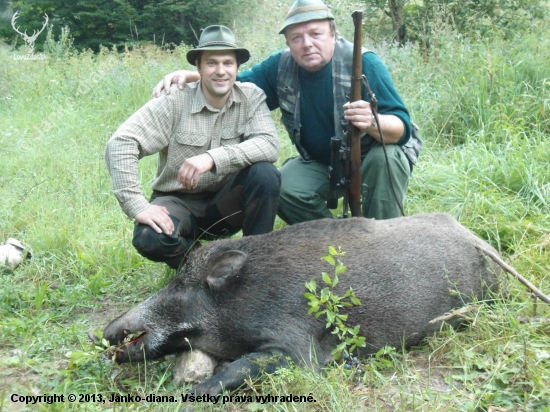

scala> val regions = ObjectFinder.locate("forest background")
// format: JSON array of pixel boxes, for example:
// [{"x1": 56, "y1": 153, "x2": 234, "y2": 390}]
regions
[{"x1": 1, "y1": 0, "x2": 549, "y2": 411}]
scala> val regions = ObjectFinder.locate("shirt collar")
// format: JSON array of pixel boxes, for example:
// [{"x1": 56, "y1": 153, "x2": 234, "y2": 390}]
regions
[{"x1": 191, "y1": 80, "x2": 244, "y2": 113}]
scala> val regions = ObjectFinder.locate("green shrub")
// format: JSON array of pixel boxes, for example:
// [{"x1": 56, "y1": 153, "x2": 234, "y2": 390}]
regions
[{"x1": 304, "y1": 247, "x2": 366, "y2": 360}]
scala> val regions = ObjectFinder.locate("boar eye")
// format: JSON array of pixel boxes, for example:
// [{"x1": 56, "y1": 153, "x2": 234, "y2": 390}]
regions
[
  {"x1": 172, "y1": 280, "x2": 186, "y2": 291},
  {"x1": 173, "y1": 277, "x2": 197, "y2": 291}
]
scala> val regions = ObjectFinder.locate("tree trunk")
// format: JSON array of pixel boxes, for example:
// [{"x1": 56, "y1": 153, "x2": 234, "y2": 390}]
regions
[{"x1": 387, "y1": 0, "x2": 406, "y2": 44}]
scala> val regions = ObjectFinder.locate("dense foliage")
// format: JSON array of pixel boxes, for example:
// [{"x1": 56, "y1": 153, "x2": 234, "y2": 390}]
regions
[
  {"x1": 0, "y1": 0, "x2": 244, "y2": 51},
  {"x1": 360, "y1": 0, "x2": 545, "y2": 44}
]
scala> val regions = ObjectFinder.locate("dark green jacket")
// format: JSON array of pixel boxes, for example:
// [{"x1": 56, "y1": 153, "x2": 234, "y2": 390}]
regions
[{"x1": 238, "y1": 39, "x2": 412, "y2": 165}]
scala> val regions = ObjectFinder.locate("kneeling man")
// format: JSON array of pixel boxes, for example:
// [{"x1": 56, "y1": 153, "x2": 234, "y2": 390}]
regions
[{"x1": 106, "y1": 26, "x2": 280, "y2": 269}]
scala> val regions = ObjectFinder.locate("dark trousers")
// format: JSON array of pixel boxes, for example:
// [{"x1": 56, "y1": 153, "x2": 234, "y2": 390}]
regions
[
  {"x1": 132, "y1": 162, "x2": 280, "y2": 269},
  {"x1": 278, "y1": 145, "x2": 410, "y2": 223}
]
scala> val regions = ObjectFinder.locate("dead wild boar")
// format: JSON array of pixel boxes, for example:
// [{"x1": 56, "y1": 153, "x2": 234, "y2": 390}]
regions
[{"x1": 101, "y1": 213, "x2": 501, "y2": 395}]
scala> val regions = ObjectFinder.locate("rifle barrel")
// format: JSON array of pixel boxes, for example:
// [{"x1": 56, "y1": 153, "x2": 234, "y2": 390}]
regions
[{"x1": 348, "y1": 10, "x2": 364, "y2": 217}]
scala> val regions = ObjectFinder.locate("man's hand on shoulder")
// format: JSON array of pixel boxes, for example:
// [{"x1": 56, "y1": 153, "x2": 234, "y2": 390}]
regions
[
  {"x1": 178, "y1": 153, "x2": 215, "y2": 189},
  {"x1": 152, "y1": 70, "x2": 186, "y2": 98},
  {"x1": 135, "y1": 205, "x2": 174, "y2": 235},
  {"x1": 152, "y1": 70, "x2": 201, "y2": 98}
]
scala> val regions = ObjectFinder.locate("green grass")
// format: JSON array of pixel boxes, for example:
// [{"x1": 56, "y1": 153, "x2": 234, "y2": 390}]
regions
[{"x1": 1, "y1": 1, "x2": 550, "y2": 410}]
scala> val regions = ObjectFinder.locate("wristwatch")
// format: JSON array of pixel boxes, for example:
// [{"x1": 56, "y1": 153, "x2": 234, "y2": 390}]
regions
[{"x1": 367, "y1": 114, "x2": 377, "y2": 132}]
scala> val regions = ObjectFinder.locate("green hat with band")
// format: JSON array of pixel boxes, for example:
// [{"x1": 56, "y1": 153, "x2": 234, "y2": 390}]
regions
[
  {"x1": 279, "y1": 0, "x2": 335, "y2": 34},
  {"x1": 186, "y1": 25, "x2": 250, "y2": 66}
]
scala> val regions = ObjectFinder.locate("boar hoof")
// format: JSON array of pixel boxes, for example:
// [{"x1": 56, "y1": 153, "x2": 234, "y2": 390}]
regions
[{"x1": 87, "y1": 331, "x2": 100, "y2": 343}]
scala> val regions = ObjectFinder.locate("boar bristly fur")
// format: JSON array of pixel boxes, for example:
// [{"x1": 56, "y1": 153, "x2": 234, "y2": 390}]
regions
[{"x1": 102, "y1": 213, "x2": 501, "y2": 395}]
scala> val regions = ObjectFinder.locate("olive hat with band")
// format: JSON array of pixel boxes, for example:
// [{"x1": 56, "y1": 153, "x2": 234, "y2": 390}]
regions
[
  {"x1": 279, "y1": 0, "x2": 335, "y2": 34},
  {"x1": 186, "y1": 25, "x2": 250, "y2": 66}
]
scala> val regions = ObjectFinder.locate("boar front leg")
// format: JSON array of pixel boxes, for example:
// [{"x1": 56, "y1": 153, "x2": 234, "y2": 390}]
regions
[{"x1": 191, "y1": 351, "x2": 289, "y2": 395}]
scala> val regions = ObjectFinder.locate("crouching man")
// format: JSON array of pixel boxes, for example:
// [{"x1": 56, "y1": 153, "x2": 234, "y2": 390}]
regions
[{"x1": 106, "y1": 26, "x2": 280, "y2": 269}]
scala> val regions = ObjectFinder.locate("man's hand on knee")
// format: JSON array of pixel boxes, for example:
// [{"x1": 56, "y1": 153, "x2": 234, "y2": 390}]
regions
[{"x1": 135, "y1": 205, "x2": 174, "y2": 235}]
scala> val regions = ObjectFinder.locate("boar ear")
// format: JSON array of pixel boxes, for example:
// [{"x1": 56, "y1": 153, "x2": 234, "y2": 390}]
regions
[{"x1": 206, "y1": 250, "x2": 247, "y2": 291}]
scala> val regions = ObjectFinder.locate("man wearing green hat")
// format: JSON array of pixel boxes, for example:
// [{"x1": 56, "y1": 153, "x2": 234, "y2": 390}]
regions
[
  {"x1": 153, "y1": 0, "x2": 419, "y2": 223},
  {"x1": 106, "y1": 25, "x2": 280, "y2": 269}
]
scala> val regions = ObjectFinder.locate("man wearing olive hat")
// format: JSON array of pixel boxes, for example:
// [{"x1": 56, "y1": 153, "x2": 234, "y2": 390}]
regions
[
  {"x1": 106, "y1": 25, "x2": 280, "y2": 269},
  {"x1": 153, "y1": 0, "x2": 420, "y2": 223}
]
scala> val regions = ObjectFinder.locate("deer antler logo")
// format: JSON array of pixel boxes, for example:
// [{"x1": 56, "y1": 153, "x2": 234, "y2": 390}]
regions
[{"x1": 11, "y1": 11, "x2": 49, "y2": 55}]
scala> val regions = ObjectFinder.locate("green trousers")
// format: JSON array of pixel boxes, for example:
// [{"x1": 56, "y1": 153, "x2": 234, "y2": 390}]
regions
[{"x1": 277, "y1": 144, "x2": 411, "y2": 224}]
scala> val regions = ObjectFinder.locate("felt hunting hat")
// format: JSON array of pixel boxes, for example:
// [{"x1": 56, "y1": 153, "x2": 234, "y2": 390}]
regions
[
  {"x1": 186, "y1": 25, "x2": 250, "y2": 66},
  {"x1": 279, "y1": 0, "x2": 335, "y2": 34}
]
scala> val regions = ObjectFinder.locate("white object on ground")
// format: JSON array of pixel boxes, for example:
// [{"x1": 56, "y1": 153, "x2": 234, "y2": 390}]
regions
[
  {"x1": 0, "y1": 238, "x2": 32, "y2": 272},
  {"x1": 172, "y1": 349, "x2": 218, "y2": 385}
]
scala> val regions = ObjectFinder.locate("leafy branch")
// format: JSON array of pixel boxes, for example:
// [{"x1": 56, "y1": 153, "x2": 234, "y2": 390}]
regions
[{"x1": 304, "y1": 246, "x2": 366, "y2": 360}]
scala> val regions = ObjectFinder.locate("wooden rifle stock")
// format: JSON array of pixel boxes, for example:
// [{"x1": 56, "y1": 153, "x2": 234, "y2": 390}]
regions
[{"x1": 347, "y1": 10, "x2": 363, "y2": 217}]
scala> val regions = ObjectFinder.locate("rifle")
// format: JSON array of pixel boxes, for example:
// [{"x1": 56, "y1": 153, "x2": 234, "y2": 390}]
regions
[
  {"x1": 327, "y1": 10, "x2": 363, "y2": 218},
  {"x1": 328, "y1": 10, "x2": 406, "y2": 218}
]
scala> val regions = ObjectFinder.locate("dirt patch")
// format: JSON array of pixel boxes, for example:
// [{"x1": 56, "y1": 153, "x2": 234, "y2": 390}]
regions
[
  {"x1": 0, "y1": 297, "x2": 123, "y2": 411},
  {"x1": 350, "y1": 350, "x2": 459, "y2": 410},
  {"x1": 80, "y1": 298, "x2": 122, "y2": 331},
  {"x1": 1, "y1": 353, "x2": 43, "y2": 412}
]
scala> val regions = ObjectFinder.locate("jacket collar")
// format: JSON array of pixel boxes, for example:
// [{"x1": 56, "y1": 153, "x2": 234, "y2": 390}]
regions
[{"x1": 190, "y1": 80, "x2": 244, "y2": 113}]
